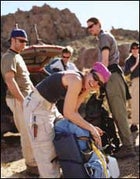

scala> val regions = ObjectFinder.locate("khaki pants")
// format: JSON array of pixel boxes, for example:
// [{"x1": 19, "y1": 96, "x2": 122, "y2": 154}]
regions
[
  {"x1": 23, "y1": 89, "x2": 60, "y2": 178},
  {"x1": 130, "y1": 77, "x2": 139, "y2": 125},
  {"x1": 6, "y1": 98, "x2": 37, "y2": 167},
  {"x1": 106, "y1": 72, "x2": 133, "y2": 146}
]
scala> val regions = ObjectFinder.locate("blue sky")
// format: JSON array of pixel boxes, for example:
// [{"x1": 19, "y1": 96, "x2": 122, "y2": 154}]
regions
[{"x1": 1, "y1": 1, "x2": 139, "y2": 31}]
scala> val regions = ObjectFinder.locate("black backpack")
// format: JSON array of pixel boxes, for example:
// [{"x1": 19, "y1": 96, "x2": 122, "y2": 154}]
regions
[{"x1": 84, "y1": 92, "x2": 120, "y2": 155}]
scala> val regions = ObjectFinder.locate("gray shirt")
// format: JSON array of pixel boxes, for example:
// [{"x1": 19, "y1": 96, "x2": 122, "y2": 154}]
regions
[
  {"x1": 97, "y1": 30, "x2": 120, "y2": 66},
  {"x1": 1, "y1": 49, "x2": 33, "y2": 97}
]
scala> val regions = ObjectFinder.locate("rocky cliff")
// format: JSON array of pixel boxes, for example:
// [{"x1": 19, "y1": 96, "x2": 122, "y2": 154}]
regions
[
  {"x1": 1, "y1": 3, "x2": 139, "y2": 69},
  {"x1": 1, "y1": 3, "x2": 86, "y2": 53}
]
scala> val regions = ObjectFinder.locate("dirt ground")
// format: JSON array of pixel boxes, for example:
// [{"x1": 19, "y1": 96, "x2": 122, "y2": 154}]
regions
[{"x1": 1, "y1": 127, "x2": 139, "y2": 178}]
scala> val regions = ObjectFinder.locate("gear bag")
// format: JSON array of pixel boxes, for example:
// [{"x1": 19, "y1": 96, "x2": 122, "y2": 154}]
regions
[
  {"x1": 85, "y1": 92, "x2": 120, "y2": 154},
  {"x1": 54, "y1": 133, "x2": 109, "y2": 178},
  {"x1": 53, "y1": 118, "x2": 110, "y2": 178}
]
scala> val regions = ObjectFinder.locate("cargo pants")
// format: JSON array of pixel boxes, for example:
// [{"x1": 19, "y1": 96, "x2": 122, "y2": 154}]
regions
[
  {"x1": 105, "y1": 72, "x2": 134, "y2": 147},
  {"x1": 6, "y1": 97, "x2": 37, "y2": 167},
  {"x1": 23, "y1": 89, "x2": 60, "y2": 178}
]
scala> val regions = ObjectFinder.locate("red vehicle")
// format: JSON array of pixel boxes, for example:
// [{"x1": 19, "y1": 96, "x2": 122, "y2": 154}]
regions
[{"x1": 21, "y1": 43, "x2": 64, "y2": 84}]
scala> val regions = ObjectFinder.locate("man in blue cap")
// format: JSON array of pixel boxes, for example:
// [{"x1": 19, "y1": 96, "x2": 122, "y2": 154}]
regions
[{"x1": 1, "y1": 28, "x2": 38, "y2": 176}]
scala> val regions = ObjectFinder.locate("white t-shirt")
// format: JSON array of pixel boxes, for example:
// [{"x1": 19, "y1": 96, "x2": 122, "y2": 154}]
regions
[{"x1": 43, "y1": 58, "x2": 79, "y2": 75}]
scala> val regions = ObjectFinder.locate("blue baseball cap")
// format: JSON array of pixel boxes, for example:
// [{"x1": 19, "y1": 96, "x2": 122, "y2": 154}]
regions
[{"x1": 9, "y1": 28, "x2": 28, "y2": 41}]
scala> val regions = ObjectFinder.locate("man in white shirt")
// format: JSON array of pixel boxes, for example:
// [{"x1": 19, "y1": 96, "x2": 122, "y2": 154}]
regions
[{"x1": 43, "y1": 46, "x2": 79, "y2": 75}]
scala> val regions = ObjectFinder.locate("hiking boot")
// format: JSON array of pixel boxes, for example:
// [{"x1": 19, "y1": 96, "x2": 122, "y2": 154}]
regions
[
  {"x1": 26, "y1": 165, "x2": 39, "y2": 177},
  {"x1": 130, "y1": 124, "x2": 138, "y2": 132},
  {"x1": 112, "y1": 145, "x2": 136, "y2": 159}
]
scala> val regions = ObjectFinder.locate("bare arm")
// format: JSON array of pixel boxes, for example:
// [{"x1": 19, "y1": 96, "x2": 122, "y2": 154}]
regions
[
  {"x1": 101, "y1": 49, "x2": 110, "y2": 67},
  {"x1": 63, "y1": 75, "x2": 102, "y2": 147},
  {"x1": 130, "y1": 55, "x2": 139, "y2": 72},
  {"x1": 5, "y1": 71, "x2": 24, "y2": 103}
]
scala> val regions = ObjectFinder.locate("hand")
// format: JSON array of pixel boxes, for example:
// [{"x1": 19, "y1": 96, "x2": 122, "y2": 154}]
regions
[
  {"x1": 90, "y1": 126, "x2": 102, "y2": 148},
  {"x1": 94, "y1": 126, "x2": 104, "y2": 136}
]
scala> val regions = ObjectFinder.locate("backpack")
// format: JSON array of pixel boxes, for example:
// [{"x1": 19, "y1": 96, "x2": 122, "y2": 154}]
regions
[
  {"x1": 54, "y1": 128, "x2": 109, "y2": 178},
  {"x1": 85, "y1": 92, "x2": 120, "y2": 155},
  {"x1": 54, "y1": 121, "x2": 119, "y2": 178}
]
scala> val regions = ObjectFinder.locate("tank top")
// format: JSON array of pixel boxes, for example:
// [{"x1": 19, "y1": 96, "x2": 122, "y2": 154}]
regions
[{"x1": 36, "y1": 71, "x2": 83, "y2": 103}]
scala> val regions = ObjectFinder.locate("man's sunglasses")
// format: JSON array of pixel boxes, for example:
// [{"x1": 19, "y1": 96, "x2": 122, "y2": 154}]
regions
[
  {"x1": 62, "y1": 55, "x2": 70, "y2": 59},
  {"x1": 87, "y1": 23, "x2": 95, "y2": 30},
  {"x1": 91, "y1": 71, "x2": 104, "y2": 87},
  {"x1": 15, "y1": 38, "x2": 28, "y2": 43}
]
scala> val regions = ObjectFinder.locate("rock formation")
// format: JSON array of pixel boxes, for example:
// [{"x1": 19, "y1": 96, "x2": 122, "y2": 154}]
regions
[{"x1": 1, "y1": 3, "x2": 139, "y2": 70}]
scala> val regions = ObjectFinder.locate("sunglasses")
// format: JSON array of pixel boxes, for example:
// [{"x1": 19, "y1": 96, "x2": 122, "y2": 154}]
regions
[
  {"x1": 131, "y1": 47, "x2": 139, "y2": 50},
  {"x1": 87, "y1": 23, "x2": 95, "y2": 30},
  {"x1": 91, "y1": 72, "x2": 104, "y2": 87},
  {"x1": 62, "y1": 55, "x2": 70, "y2": 59},
  {"x1": 16, "y1": 38, "x2": 28, "y2": 43}
]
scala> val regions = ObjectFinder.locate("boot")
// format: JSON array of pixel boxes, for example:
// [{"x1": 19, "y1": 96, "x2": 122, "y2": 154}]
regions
[
  {"x1": 112, "y1": 145, "x2": 137, "y2": 159},
  {"x1": 26, "y1": 165, "x2": 39, "y2": 177},
  {"x1": 130, "y1": 124, "x2": 138, "y2": 132}
]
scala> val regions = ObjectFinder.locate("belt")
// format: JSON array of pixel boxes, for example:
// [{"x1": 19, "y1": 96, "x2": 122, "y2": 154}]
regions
[{"x1": 108, "y1": 64, "x2": 122, "y2": 74}]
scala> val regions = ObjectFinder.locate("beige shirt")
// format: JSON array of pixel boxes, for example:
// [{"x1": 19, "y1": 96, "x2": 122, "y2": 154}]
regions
[{"x1": 1, "y1": 49, "x2": 32, "y2": 97}]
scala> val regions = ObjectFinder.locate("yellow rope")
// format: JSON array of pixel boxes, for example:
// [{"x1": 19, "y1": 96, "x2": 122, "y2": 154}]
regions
[{"x1": 91, "y1": 141, "x2": 108, "y2": 178}]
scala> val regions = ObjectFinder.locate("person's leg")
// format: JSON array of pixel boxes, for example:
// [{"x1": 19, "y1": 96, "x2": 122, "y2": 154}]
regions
[
  {"x1": 106, "y1": 73, "x2": 135, "y2": 158},
  {"x1": 106, "y1": 73, "x2": 133, "y2": 146},
  {"x1": 130, "y1": 77, "x2": 139, "y2": 131},
  {"x1": 6, "y1": 98, "x2": 20, "y2": 131},
  {"x1": 23, "y1": 96, "x2": 60, "y2": 178},
  {"x1": 6, "y1": 98, "x2": 38, "y2": 171}
]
